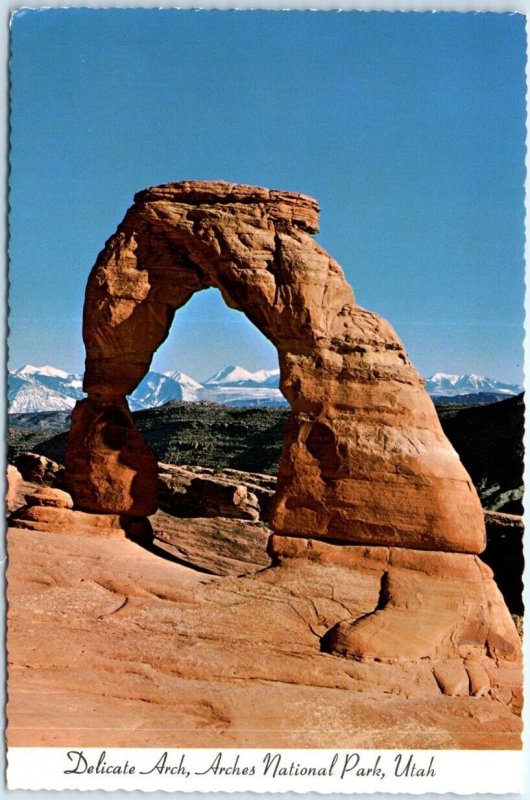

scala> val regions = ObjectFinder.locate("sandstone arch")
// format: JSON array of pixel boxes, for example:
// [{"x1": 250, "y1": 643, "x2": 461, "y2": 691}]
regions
[{"x1": 65, "y1": 180, "x2": 485, "y2": 554}]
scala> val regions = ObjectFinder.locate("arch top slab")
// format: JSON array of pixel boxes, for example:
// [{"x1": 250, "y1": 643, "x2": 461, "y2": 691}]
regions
[
  {"x1": 66, "y1": 180, "x2": 486, "y2": 555},
  {"x1": 133, "y1": 181, "x2": 321, "y2": 234}
]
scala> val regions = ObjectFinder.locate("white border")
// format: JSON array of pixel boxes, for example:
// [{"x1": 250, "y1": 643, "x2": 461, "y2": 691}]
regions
[
  {"x1": 5, "y1": 748, "x2": 524, "y2": 794},
  {"x1": 2, "y1": 2, "x2": 528, "y2": 799}
]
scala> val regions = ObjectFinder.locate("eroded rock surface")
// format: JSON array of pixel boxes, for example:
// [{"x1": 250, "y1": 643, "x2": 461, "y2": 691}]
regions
[
  {"x1": 151, "y1": 510, "x2": 272, "y2": 576},
  {"x1": 65, "y1": 181, "x2": 485, "y2": 553},
  {"x1": 158, "y1": 463, "x2": 265, "y2": 521},
  {"x1": 269, "y1": 535, "x2": 522, "y2": 712},
  {"x1": 13, "y1": 452, "x2": 65, "y2": 489},
  {"x1": 7, "y1": 500, "x2": 522, "y2": 749},
  {"x1": 9, "y1": 486, "x2": 152, "y2": 542}
]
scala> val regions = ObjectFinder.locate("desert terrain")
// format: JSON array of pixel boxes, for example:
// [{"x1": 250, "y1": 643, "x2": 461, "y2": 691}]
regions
[{"x1": 7, "y1": 456, "x2": 523, "y2": 749}]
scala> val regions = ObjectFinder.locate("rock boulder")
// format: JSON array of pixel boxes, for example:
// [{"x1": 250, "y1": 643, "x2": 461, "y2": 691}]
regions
[
  {"x1": 158, "y1": 463, "x2": 261, "y2": 521},
  {"x1": 14, "y1": 452, "x2": 65, "y2": 488}
]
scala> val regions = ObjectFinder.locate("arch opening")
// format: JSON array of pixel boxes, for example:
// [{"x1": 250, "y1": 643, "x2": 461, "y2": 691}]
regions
[
  {"x1": 149, "y1": 286, "x2": 281, "y2": 388},
  {"x1": 129, "y1": 286, "x2": 289, "y2": 481}
]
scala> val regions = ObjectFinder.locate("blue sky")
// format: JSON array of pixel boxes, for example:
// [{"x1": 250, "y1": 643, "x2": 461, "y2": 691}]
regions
[{"x1": 9, "y1": 9, "x2": 526, "y2": 383}]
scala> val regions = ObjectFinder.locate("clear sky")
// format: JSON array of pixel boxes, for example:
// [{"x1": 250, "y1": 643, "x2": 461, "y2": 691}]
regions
[{"x1": 9, "y1": 9, "x2": 526, "y2": 383}]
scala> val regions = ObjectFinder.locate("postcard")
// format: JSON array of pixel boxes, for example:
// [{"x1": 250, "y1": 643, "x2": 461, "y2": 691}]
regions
[{"x1": 5, "y1": 5, "x2": 526, "y2": 794}]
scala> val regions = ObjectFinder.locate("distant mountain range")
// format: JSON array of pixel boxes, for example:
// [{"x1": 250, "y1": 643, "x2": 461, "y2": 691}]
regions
[
  {"x1": 7, "y1": 363, "x2": 522, "y2": 414},
  {"x1": 7, "y1": 363, "x2": 286, "y2": 413},
  {"x1": 8, "y1": 365, "x2": 84, "y2": 413},
  {"x1": 424, "y1": 372, "x2": 520, "y2": 397}
]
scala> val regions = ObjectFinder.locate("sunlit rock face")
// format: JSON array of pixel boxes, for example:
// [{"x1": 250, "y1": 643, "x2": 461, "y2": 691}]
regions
[{"x1": 65, "y1": 180, "x2": 485, "y2": 553}]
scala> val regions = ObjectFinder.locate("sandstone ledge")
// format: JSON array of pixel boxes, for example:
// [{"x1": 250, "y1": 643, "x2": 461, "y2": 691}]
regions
[{"x1": 134, "y1": 181, "x2": 320, "y2": 233}]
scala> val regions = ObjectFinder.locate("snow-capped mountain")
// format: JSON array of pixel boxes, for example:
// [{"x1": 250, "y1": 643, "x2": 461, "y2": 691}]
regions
[
  {"x1": 7, "y1": 364, "x2": 205, "y2": 414},
  {"x1": 425, "y1": 373, "x2": 521, "y2": 397},
  {"x1": 8, "y1": 366, "x2": 84, "y2": 413},
  {"x1": 163, "y1": 370, "x2": 203, "y2": 401},
  {"x1": 129, "y1": 371, "x2": 202, "y2": 410},
  {"x1": 201, "y1": 385, "x2": 285, "y2": 407},
  {"x1": 203, "y1": 365, "x2": 257, "y2": 386},
  {"x1": 8, "y1": 374, "x2": 78, "y2": 414},
  {"x1": 203, "y1": 365, "x2": 280, "y2": 388},
  {"x1": 12, "y1": 364, "x2": 84, "y2": 399},
  {"x1": 16, "y1": 364, "x2": 71, "y2": 379},
  {"x1": 201, "y1": 364, "x2": 282, "y2": 403},
  {"x1": 7, "y1": 363, "x2": 521, "y2": 413}
]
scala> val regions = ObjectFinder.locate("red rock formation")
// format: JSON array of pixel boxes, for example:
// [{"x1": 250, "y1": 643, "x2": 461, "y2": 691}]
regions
[
  {"x1": 6, "y1": 465, "x2": 22, "y2": 515},
  {"x1": 65, "y1": 181, "x2": 485, "y2": 554},
  {"x1": 269, "y1": 535, "x2": 522, "y2": 709}
]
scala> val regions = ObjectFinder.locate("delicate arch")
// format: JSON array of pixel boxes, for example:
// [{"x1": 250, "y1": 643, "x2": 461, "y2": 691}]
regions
[{"x1": 65, "y1": 181, "x2": 485, "y2": 554}]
